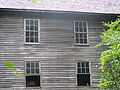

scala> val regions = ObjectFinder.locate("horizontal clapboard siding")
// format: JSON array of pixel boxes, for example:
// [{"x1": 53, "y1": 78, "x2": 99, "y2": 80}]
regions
[{"x1": 0, "y1": 11, "x2": 117, "y2": 90}]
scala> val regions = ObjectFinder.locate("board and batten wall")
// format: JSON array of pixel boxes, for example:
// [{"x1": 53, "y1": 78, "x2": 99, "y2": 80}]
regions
[{"x1": 0, "y1": 11, "x2": 117, "y2": 90}]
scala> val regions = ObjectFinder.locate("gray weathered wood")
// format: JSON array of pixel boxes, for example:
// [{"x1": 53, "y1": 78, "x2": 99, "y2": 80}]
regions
[{"x1": 0, "y1": 11, "x2": 118, "y2": 90}]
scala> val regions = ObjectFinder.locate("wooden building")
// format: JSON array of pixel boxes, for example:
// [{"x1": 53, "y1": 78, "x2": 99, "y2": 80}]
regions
[{"x1": 0, "y1": 0, "x2": 119, "y2": 90}]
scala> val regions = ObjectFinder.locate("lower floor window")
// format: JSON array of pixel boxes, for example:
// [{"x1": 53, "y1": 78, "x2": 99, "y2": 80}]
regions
[
  {"x1": 26, "y1": 75, "x2": 40, "y2": 87},
  {"x1": 77, "y1": 62, "x2": 90, "y2": 86},
  {"x1": 26, "y1": 61, "x2": 40, "y2": 87}
]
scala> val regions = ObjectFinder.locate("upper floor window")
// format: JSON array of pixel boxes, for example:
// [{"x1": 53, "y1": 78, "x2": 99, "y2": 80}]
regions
[
  {"x1": 74, "y1": 21, "x2": 88, "y2": 45},
  {"x1": 77, "y1": 62, "x2": 90, "y2": 86},
  {"x1": 26, "y1": 61, "x2": 41, "y2": 87},
  {"x1": 24, "y1": 19, "x2": 40, "y2": 44}
]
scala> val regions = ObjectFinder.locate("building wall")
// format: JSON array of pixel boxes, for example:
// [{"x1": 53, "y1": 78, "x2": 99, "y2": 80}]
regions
[{"x1": 0, "y1": 11, "x2": 117, "y2": 90}]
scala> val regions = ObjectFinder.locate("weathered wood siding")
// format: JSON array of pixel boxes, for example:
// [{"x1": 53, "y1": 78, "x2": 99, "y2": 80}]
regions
[{"x1": 0, "y1": 11, "x2": 117, "y2": 90}]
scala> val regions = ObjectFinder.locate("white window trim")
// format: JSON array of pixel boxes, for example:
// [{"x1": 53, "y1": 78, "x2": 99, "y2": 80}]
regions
[
  {"x1": 76, "y1": 61, "x2": 92, "y2": 86},
  {"x1": 25, "y1": 61, "x2": 42, "y2": 88},
  {"x1": 74, "y1": 21, "x2": 89, "y2": 45},
  {"x1": 24, "y1": 19, "x2": 40, "y2": 44}
]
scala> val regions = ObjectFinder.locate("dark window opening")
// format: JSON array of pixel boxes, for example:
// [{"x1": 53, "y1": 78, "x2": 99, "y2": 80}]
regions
[
  {"x1": 26, "y1": 75, "x2": 40, "y2": 87},
  {"x1": 77, "y1": 74, "x2": 90, "y2": 86}
]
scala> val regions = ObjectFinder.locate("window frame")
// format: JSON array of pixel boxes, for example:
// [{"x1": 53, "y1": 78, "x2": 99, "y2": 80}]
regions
[
  {"x1": 76, "y1": 61, "x2": 92, "y2": 86},
  {"x1": 25, "y1": 61, "x2": 42, "y2": 87},
  {"x1": 24, "y1": 19, "x2": 40, "y2": 44},
  {"x1": 74, "y1": 21, "x2": 89, "y2": 45}
]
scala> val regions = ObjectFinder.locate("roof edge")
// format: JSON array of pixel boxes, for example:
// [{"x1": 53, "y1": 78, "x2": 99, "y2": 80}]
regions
[{"x1": 0, "y1": 8, "x2": 119, "y2": 15}]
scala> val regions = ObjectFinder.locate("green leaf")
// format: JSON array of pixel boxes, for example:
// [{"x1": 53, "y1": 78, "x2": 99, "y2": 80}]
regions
[
  {"x1": 12, "y1": 69, "x2": 17, "y2": 72},
  {"x1": 16, "y1": 73, "x2": 22, "y2": 76},
  {"x1": 4, "y1": 61, "x2": 14, "y2": 69}
]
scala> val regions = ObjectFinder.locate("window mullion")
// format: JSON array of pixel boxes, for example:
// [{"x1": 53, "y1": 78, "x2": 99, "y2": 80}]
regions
[
  {"x1": 34, "y1": 62, "x2": 36, "y2": 74},
  {"x1": 30, "y1": 62, "x2": 31, "y2": 74},
  {"x1": 84, "y1": 62, "x2": 86, "y2": 73}
]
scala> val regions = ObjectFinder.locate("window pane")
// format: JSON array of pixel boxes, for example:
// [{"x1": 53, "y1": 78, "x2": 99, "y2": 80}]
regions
[
  {"x1": 80, "y1": 33, "x2": 83, "y2": 39},
  {"x1": 84, "y1": 33, "x2": 87, "y2": 39},
  {"x1": 26, "y1": 20, "x2": 29, "y2": 25},
  {"x1": 77, "y1": 68, "x2": 81, "y2": 73},
  {"x1": 30, "y1": 32, "x2": 34, "y2": 37},
  {"x1": 26, "y1": 26, "x2": 29, "y2": 30},
  {"x1": 27, "y1": 69, "x2": 30, "y2": 74},
  {"x1": 35, "y1": 38, "x2": 38, "y2": 42},
  {"x1": 30, "y1": 20, "x2": 34, "y2": 25},
  {"x1": 79, "y1": 27, "x2": 82, "y2": 32},
  {"x1": 26, "y1": 37, "x2": 29, "y2": 42},
  {"x1": 82, "y1": 68, "x2": 85, "y2": 73},
  {"x1": 77, "y1": 62, "x2": 80, "y2": 67},
  {"x1": 86, "y1": 68, "x2": 89, "y2": 73},
  {"x1": 75, "y1": 27, "x2": 79, "y2": 32},
  {"x1": 35, "y1": 26, "x2": 38, "y2": 31},
  {"x1": 27, "y1": 62, "x2": 30, "y2": 68},
  {"x1": 83, "y1": 27, "x2": 87, "y2": 32},
  {"x1": 31, "y1": 69, "x2": 34, "y2": 74},
  {"x1": 35, "y1": 32, "x2": 38, "y2": 37},
  {"x1": 31, "y1": 62, "x2": 35, "y2": 74},
  {"x1": 76, "y1": 33, "x2": 79, "y2": 43},
  {"x1": 36, "y1": 69, "x2": 39, "y2": 74},
  {"x1": 76, "y1": 39, "x2": 79, "y2": 43},
  {"x1": 79, "y1": 22, "x2": 82, "y2": 27},
  {"x1": 30, "y1": 26, "x2": 34, "y2": 31},
  {"x1": 82, "y1": 62, "x2": 85, "y2": 67},
  {"x1": 75, "y1": 22, "x2": 78, "y2": 27},
  {"x1": 83, "y1": 22, "x2": 87, "y2": 32},
  {"x1": 79, "y1": 22, "x2": 82, "y2": 32},
  {"x1": 31, "y1": 62, "x2": 34, "y2": 68},
  {"x1": 83, "y1": 22, "x2": 86, "y2": 26},
  {"x1": 36, "y1": 62, "x2": 39, "y2": 68},
  {"x1": 76, "y1": 33, "x2": 79, "y2": 39},
  {"x1": 35, "y1": 20, "x2": 38, "y2": 25},
  {"x1": 26, "y1": 32, "x2": 29, "y2": 36},
  {"x1": 30, "y1": 37, "x2": 34, "y2": 42},
  {"x1": 84, "y1": 39, "x2": 87, "y2": 44},
  {"x1": 80, "y1": 39, "x2": 83, "y2": 43}
]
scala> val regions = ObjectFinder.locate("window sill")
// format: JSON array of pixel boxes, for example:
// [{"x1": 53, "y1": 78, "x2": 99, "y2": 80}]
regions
[
  {"x1": 76, "y1": 86, "x2": 93, "y2": 88},
  {"x1": 74, "y1": 43, "x2": 89, "y2": 46},
  {"x1": 24, "y1": 42, "x2": 40, "y2": 45},
  {"x1": 25, "y1": 86, "x2": 42, "y2": 89}
]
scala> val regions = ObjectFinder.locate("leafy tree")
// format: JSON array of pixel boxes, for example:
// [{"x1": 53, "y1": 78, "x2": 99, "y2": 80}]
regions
[{"x1": 97, "y1": 18, "x2": 120, "y2": 90}]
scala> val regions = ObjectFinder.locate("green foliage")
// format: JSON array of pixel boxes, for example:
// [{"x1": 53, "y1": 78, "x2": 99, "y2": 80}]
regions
[
  {"x1": 97, "y1": 18, "x2": 120, "y2": 90},
  {"x1": 4, "y1": 61, "x2": 14, "y2": 69},
  {"x1": 4, "y1": 61, "x2": 22, "y2": 76}
]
